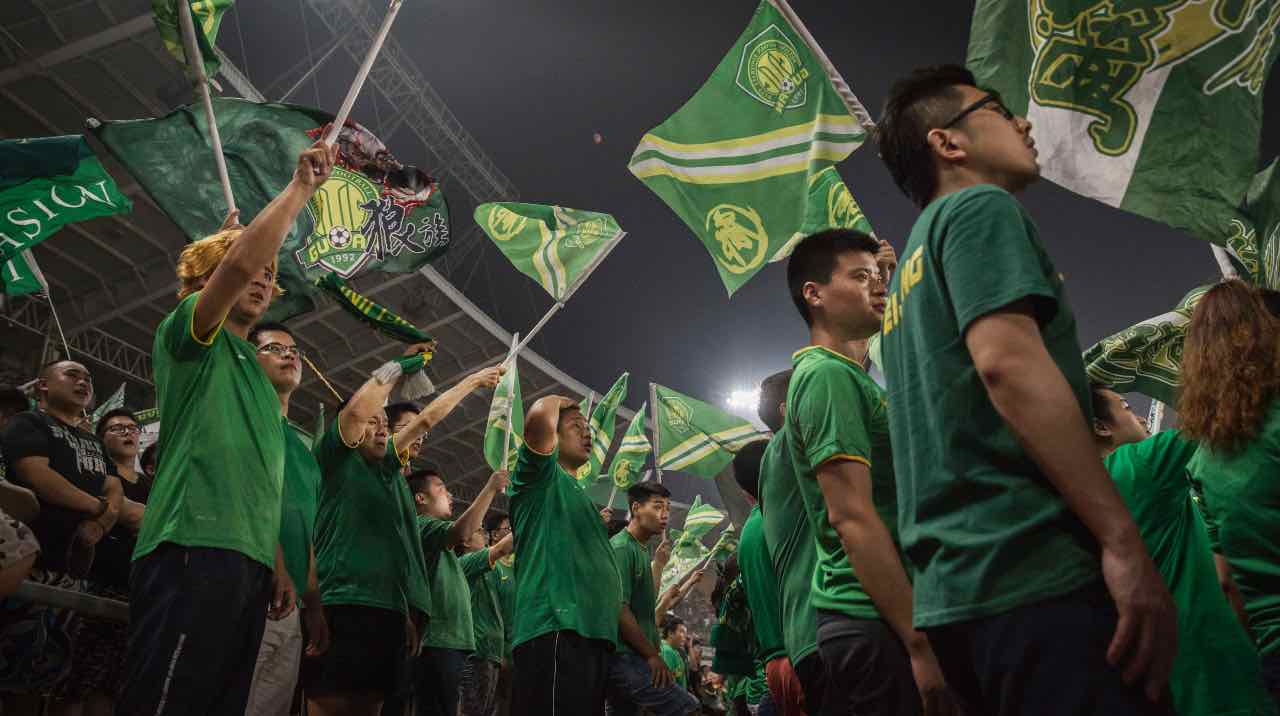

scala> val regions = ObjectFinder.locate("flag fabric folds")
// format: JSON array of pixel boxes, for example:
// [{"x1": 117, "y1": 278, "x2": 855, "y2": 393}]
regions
[
  {"x1": 628, "y1": 0, "x2": 874, "y2": 295},
  {"x1": 475, "y1": 202, "x2": 626, "y2": 302},
  {"x1": 484, "y1": 356, "x2": 524, "y2": 472},
  {"x1": 91, "y1": 99, "x2": 451, "y2": 321},
  {"x1": 1223, "y1": 158, "x2": 1280, "y2": 288},
  {"x1": 608, "y1": 405, "x2": 651, "y2": 490},
  {"x1": 1083, "y1": 285, "x2": 1210, "y2": 405},
  {"x1": 967, "y1": 0, "x2": 1280, "y2": 247},
  {"x1": 315, "y1": 273, "x2": 432, "y2": 344},
  {"x1": 653, "y1": 384, "x2": 770, "y2": 478},
  {"x1": 90, "y1": 384, "x2": 127, "y2": 428},
  {"x1": 1, "y1": 250, "x2": 49, "y2": 297},
  {"x1": 679, "y1": 495, "x2": 726, "y2": 544},
  {"x1": 575, "y1": 373, "x2": 629, "y2": 485},
  {"x1": 0, "y1": 136, "x2": 132, "y2": 263},
  {"x1": 153, "y1": 0, "x2": 234, "y2": 78}
]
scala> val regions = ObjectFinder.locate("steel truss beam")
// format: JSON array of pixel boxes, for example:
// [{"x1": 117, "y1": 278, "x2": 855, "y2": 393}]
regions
[{"x1": 4, "y1": 298, "x2": 153, "y2": 385}]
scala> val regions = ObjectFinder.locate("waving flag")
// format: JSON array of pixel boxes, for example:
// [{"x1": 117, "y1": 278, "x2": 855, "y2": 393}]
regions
[
  {"x1": 1, "y1": 250, "x2": 49, "y2": 298},
  {"x1": 1084, "y1": 285, "x2": 1210, "y2": 404},
  {"x1": 967, "y1": 0, "x2": 1280, "y2": 246},
  {"x1": 476, "y1": 203, "x2": 626, "y2": 302},
  {"x1": 608, "y1": 405, "x2": 651, "y2": 490},
  {"x1": 92, "y1": 99, "x2": 451, "y2": 321},
  {"x1": 484, "y1": 356, "x2": 523, "y2": 471},
  {"x1": 574, "y1": 373, "x2": 629, "y2": 485},
  {"x1": 653, "y1": 384, "x2": 769, "y2": 478},
  {"x1": 153, "y1": 0, "x2": 234, "y2": 78},
  {"x1": 90, "y1": 384, "x2": 127, "y2": 428},
  {"x1": 629, "y1": 0, "x2": 874, "y2": 295}
]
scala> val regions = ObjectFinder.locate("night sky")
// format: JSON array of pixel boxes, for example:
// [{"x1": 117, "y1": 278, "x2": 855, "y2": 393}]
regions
[{"x1": 223, "y1": 0, "x2": 1280, "y2": 419}]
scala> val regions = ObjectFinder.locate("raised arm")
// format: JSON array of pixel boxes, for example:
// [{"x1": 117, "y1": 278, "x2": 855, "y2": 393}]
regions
[
  {"x1": 486, "y1": 532, "x2": 514, "y2": 564},
  {"x1": 444, "y1": 470, "x2": 510, "y2": 548},
  {"x1": 338, "y1": 342, "x2": 435, "y2": 444},
  {"x1": 524, "y1": 395, "x2": 576, "y2": 454},
  {"x1": 966, "y1": 302, "x2": 1176, "y2": 701},
  {"x1": 395, "y1": 365, "x2": 503, "y2": 449},
  {"x1": 192, "y1": 142, "x2": 335, "y2": 340}
]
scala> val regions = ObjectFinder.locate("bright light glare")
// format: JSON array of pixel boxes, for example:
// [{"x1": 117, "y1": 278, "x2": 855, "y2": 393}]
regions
[{"x1": 726, "y1": 388, "x2": 761, "y2": 411}]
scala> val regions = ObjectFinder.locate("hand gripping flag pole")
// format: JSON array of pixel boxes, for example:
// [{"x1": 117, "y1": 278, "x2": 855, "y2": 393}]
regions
[
  {"x1": 323, "y1": 0, "x2": 405, "y2": 146},
  {"x1": 176, "y1": 0, "x2": 235, "y2": 214}
]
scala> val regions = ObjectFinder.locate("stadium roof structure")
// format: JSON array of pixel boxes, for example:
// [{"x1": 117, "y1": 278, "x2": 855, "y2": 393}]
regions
[{"x1": 0, "y1": 0, "x2": 645, "y2": 505}]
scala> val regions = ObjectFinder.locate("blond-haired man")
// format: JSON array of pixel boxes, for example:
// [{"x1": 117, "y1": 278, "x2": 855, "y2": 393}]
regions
[{"x1": 119, "y1": 142, "x2": 335, "y2": 716}]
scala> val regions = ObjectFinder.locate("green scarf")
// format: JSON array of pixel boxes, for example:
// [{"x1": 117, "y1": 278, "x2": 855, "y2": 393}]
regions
[{"x1": 316, "y1": 272, "x2": 432, "y2": 344}]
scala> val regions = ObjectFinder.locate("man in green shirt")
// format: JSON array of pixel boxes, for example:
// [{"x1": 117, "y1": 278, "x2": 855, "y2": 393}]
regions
[
  {"x1": 660, "y1": 618, "x2": 690, "y2": 691},
  {"x1": 119, "y1": 142, "x2": 335, "y2": 716},
  {"x1": 245, "y1": 322, "x2": 329, "y2": 716},
  {"x1": 409, "y1": 466, "x2": 510, "y2": 716},
  {"x1": 756, "y1": 369, "x2": 830, "y2": 715},
  {"x1": 875, "y1": 64, "x2": 1176, "y2": 715},
  {"x1": 606, "y1": 482, "x2": 699, "y2": 716},
  {"x1": 301, "y1": 356, "x2": 501, "y2": 716},
  {"x1": 784, "y1": 230, "x2": 951, "y2": 716},
  {"x1": 460, "y1": 521, "x2": 514, "y2": 716},
  {"x1": 509, "y1": 396, "x2": 622, "y2": 714},
  {"x1": 1092, "y1": 385, "x2": 1274, "y2": 716}
]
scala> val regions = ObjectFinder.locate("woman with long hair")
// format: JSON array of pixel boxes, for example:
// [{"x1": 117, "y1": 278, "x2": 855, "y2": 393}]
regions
[{"x1": 1181, "y1": 279, "x2": 1280, "y2": 705}]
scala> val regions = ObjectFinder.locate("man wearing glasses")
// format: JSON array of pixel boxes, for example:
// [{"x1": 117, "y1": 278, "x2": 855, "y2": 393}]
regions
[
  {"x1": 242, "y1": 322, "x2": 329, "y2": 716},
  {"x1": 874, "y1": 66, "x2": 1176, "y2": 715}
]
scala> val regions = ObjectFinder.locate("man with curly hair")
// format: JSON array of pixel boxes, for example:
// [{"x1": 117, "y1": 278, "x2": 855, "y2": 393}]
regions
[{"x1": 119, "y1": 141, "x2": 335, "y2": 716}]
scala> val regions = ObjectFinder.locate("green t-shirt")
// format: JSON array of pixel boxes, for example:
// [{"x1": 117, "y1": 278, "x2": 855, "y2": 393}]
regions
[
  {"x1": 737, "y1": 507, "x2": 784, "y2": 662},
  {"x1": 612, "y1": 528, "x2": 659, "y2": 655},
  {"x1": 759, "y1": 431, "x2": 820, "y2": 663},
  {"x1": 880, "y1": 184, "x2": 1100, "y2": 627},
  {"x1": 1107, "y1": 430, "x2": 1272, "y2": 716},
  {"x1": 1191, "y1": 398, "x2": 1280, "y2": 656},
  {"x1": 280, "y1": 422, "x2": 321, "y2": 597},
  {"x1": 467, "y1": 551, "x2": 505, "y2": 665},
  {"x1": 136, "y1": 292, "x2": 285, "y2": 567},
  {"x1": 419, "y1": 516, "x2": 476, "y2": 651},
  {"x1": 313, "y1": 419, "x2": 429, "y2": 616},
  {"x1": 494, "y1": 554, "x2": 516, "y2": 659},
  {"x1": 787, "y1": 345, "x2": 898, "y2": 618},
  {"x1": 509, "y1": 444, "x2": 622, "y2": 648},
  {"x1": 661, "y1": 641, "x2": 688, "y2": 689}
]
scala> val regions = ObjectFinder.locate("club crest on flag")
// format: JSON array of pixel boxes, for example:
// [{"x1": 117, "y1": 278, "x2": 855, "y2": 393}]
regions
[
  {"x1": 1028, "y1": 0, "x2": 1276, "y2": 157},
  {"x1": 706, "y1": 204, "x2": 768, "y2": 274},
  {"x1": 296, "y1": 122, "x2": 448, "y2": 279},
  {"x1": 826, "y1": 174, "x2": 865, "y2": 228},
  {"x1": 736, "y1": 24, "x2": 811, "y2": 112},
  {"x1": 664, "y1": 398, "x2": 694, "y2": 434},
  {"x1": 486, "y1": 205, "x2": 528, "y2": 242}
]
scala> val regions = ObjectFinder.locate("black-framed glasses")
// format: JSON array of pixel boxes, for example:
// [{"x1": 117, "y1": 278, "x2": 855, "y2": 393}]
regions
[
  {"x1": 257, "y1": 343, "x2": 301, "y2": 358},
  {"x1": 105, "y1": 424, "x2": 141, "y2": 436},
  {"x1": 941, "y1": 93, "x2": 1015, "y2": 129}
]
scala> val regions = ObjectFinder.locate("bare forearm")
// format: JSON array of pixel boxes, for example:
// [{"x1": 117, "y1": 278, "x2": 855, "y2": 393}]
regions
[
  {"x1": 619, "y1": 604, "x2": 659, "y2": 658},
  {"x1": 15, "y1": 459, "x2": 100, "y2": 514},
  {"x1": 119, "y1": 498, "x2": 145, "y2": 531},
  {"x1": 984, "y1": 354, "x2": 1139, "y2": 549},
  {"x1": 340, "y1": 374, "x2": 400, "y2": 439},
  {"x1": 402, "y1": 378, "x2": 476, "y2": 447},
  {"x1": 488, "y1": 533, "x2": 514, "y2": 564},
  {"x1": 835, "y1": 514, "x2": 921, "y2": 648},
  {"x1": 524, "y1": 397, "x2": 564, "y2": 454},
  {"x1": 224, "y1": 180, "x2": 312, "y2": 275},
  {"x1": 94, "y1": 477, "x2": 122, "y2": 532},
  {"x1": 447, "y1": 480, "x2": 498, "y2": 547}
]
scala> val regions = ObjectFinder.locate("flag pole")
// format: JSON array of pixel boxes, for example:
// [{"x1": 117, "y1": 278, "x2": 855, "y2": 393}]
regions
[
  {"x1": 650, "y1": 383, "x2": 662, "y2": 483},
  {"x1": 176, "y1": 0, "x2": 235, "y2": 214},
  {"x1": 767, "y1": 0, "x2": 875, "y2": 131},
  {"x1": 322, "y1": 0, "x2": 405, "y2": 146},
  {"x1": 501, "y1": 333, "x2": 520, "y2": 472},
  {"x1": 511, "y1": 229, "x2": 626, "y2": 355}
]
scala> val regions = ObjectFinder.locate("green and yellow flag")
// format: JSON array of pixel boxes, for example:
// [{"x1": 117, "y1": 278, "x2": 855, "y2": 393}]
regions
[
  {"x1": 628, "y1": 0, "x2": 874, "y2": 295},
  {"x1": 1, "y1": 250, "x2": 48, "y2": 298},
  {"x1": 607, "y1": 405, "x2": 651, "y2": 491},
  {"x1": 575, "y1": 372, "x2": 629, "y2": 485},
  {"x1": 153, "y1": 0, "x2": 233, "y2": 78},
  {"x1": 653, "y1": 384, "x2": 770, "y2": 478},
  {"x1": 484, "y1": 355, "x2": 523, "y2": 471},
  {"x1": 476, "y1": 203, "x2": 626, "y2": 302}
]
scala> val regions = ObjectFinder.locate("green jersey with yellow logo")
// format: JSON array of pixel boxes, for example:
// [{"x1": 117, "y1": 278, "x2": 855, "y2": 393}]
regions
[{"x1": 880, "y1": 184, "x2": 1100, "y2": 628}]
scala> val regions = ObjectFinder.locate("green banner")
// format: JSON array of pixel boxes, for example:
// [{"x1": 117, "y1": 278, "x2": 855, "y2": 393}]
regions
[
  {"x1": 967, "y1": 0, "x2": 1280, "y2": 247},
  {"x1": 316, "y1": 273, "x2": 431, "y2": 344},
  {"x1": 0, "y1": 136, "x2": 132, "y2": 263},
  {"x1": 1084, "y1": 285, "x2": 1210, "y2": 404},
  {"x1": 90, "y1": 383, "x2": 127, "y2": 427},
  {"x1": 608, "y1": 404, "x2": 651, "y2": 490},
  {"x1": 654, "y1": 384, "x2": 769, "y2": 478},
  {"x1": 575, "y1": 373, "x2": 629, "y2": 486},
  {"x1": 628, "y1": 0, "x2": 873, "y2": 295},
  {"x1": 153, "y1": 0, "x2": 233, "y2": 78},
  {"x1": 1224, "y1": 157, "x2": 1280, "y2": 288},
  {"x1": 475, "y1": 202, "x2": 625, "y2": 302},
  {"x1": 484, "y1": 356, "x2": 524, "y2": 472},
  {"x1": 1, "y1": 250, "x2": 48, "y2": 297},
  {"x1": 92, "y1": 99, "x2": 452, "y2": 321}
]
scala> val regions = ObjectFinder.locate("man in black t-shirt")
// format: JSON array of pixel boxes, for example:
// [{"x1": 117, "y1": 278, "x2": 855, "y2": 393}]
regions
[{"x1": 0, "y1": 361, "x2": 123, "y2": 692}]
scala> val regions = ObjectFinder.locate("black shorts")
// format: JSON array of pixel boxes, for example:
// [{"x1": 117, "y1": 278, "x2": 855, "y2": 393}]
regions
[
  {"x1": 816, "y1": 610, "x2": 920, "y2": 716},
  {"x1": 511, "y1": 630, "x2": 611, "y2": 716},
  {"x1": 118, "y1": 544, "x2": 273, "y2": 716},
  {"x1": 793, "y1": 651, "x2": 829, "y2": 716},
  {"x1": 926, "y1": 582, "x2": 1176, "y2": 716},
  {"x1": 301, "y1": 604, "x2": 406, "y2": 698}
]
